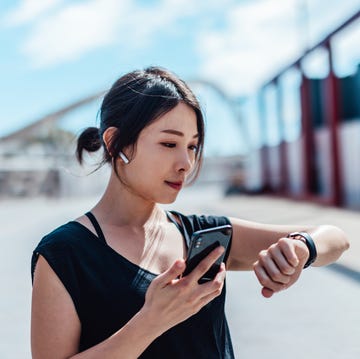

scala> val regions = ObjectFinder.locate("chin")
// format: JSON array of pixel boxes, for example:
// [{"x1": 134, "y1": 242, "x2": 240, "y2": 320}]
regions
[
  {"x1": 158, "y1": 194, "x2": 179, "y2": 205},
  {"x1": 159, "y1": 199, "x2": 177, "y2": 205}
]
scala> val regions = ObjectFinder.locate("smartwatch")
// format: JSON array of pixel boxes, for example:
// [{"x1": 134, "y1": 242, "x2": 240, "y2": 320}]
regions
[{"x1": 287, "y1": 232, "x2": 317, "y2": 268}]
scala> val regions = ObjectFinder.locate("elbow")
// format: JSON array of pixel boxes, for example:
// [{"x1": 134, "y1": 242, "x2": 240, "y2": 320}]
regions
[
  {"x1": 312, "y1": 225, "x2": 350, "y2": 266},
  {"x1": 332, "y1": 225, "x2": 350, "y2": 252},
  {"x1": 323, "y1": 225, "x2": 350, "y2": 258},
  {"x1": 343, "y1": 234, "x2": 350, "y2": 252}
]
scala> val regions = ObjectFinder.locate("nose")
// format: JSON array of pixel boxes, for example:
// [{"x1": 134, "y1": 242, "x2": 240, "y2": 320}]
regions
[{"x1": 176, "y1": 150, "x2": 193, "y2": 173}]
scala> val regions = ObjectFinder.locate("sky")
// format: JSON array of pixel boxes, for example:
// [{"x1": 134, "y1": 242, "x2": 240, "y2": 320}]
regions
[{"x1": 0, "y1": 0, "x2": 359, "y2": 155}]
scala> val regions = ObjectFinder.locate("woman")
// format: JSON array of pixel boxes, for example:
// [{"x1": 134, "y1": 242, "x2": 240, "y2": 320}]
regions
[{"x1": 31, "y1": 67, "x2": 349, "y2": 358}]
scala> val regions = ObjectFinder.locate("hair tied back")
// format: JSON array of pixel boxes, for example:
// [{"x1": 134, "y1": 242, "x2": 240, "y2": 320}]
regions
[{"x1": 76, "y1": 127, "x2": 102, "y2": 164}]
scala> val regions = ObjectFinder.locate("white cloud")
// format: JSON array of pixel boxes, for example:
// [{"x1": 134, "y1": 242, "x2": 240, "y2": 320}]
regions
[
  {"x1": 306, "y1": 0, "x2": 360, "y2": 44},
  {"x1": 196, "y1": 0, "x2": 360, "y2": 95},
  {"x1": 21, "y1": 0, "x2": 128, "y2": 67},
  {"x1": 196, "y1": 0, "x2": 302, "y2": 95},
  {"x1": 3, "y1": 0, "x2": 64, "y2": 26},
  {"x1": 8, "y1": 0, "x2": 215, "y2": 68},
  {"x1": 103, "y1": 0, "x2": 231, "y2": 47},
  {"x1": 3, "y1": 0, "x2": 248, "y2": 70},
  {"x1": 6, "y1": 0, "x2": 357, "y2": 77}
]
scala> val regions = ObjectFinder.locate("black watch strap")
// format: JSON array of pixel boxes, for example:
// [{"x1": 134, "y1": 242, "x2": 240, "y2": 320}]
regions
[{"x1": 287, "y1": 231, "x2": 317, "y2": 268}]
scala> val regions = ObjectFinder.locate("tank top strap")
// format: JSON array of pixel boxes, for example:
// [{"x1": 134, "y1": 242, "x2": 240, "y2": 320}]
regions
[
  {"x1": 166, "y1": 210, "x2": 191, "y2": 248},
  {"x1": 85, "y1": 212, "x2": 107, "y2": 244}
]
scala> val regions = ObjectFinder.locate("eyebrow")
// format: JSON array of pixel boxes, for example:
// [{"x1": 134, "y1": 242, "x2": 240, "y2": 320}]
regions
[{"x1": 161, "y1": 129, "x2": 199, "y2": 138}]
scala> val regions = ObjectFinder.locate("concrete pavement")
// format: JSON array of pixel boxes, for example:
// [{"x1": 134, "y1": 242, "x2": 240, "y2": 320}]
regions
[
  {"x1": 170, "y1": 185, "x2": 360, "y2": 358},
  {"x1": 1, "y1": 185, "x2": 359, "y2": 358}
]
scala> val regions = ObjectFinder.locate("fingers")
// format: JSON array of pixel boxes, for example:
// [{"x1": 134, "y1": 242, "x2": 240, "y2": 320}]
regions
[
  {"x1": 253, "y1": 262, "x2": 287, "y2": 294},
  {"x1": 278, "y1": 238, "x2": 300, "y2": 267},
  {"x1": 178, "y1": 261, "x2": 226, "y2": 312},
  {"x1": 254, "y1": 238, "x2": 303, "y2": 298},
  {"x1": 153, "y1": 259, "x2": 186, "y2": 288},
  {"x1": 268, "y1": 239, "x2": 299, "y2": 273},
  {"x1": 261, "y1": 287, "x2": 274, "y2": 298},
  {"x1": 185, "y1": 246, "x2": 225, "y2": 283},
  {"x1": 144, "y1": 260, "x2": 226, "y2": 332},
  {"x1": 184, "y1": 261, "x2": 226, "y2": 311},
  {"x1": 144, "y1": 257, "x2": 226, "y2": 332},
  {"x1": 195, "y1": 263, "x2": 226, "y2": 305}
]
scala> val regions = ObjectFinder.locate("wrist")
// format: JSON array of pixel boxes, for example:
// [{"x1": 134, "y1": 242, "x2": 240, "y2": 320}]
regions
[
  {"x1": 98, "y1": 308, "x2": 163, "y2": 358},
  {"x1": 136, "y1": 306, "x2": 167, "y2": 338},
  {"x1": 287, "y1": 232, "x2": 317, "y2": 268}
]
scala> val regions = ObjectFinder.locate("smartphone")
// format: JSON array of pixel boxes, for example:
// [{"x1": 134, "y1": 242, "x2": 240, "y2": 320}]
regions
[{"x1": 183, "y1": 224, "x2": 232, "y2": 283}]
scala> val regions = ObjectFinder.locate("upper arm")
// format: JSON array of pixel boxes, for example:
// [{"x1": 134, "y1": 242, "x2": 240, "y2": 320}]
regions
[
  {"x1": 31, "y1": 255, "x2": 81, "y2": 359},
  {"x1": 227, "y1": 217, "x2": 313, "y2": 270}
]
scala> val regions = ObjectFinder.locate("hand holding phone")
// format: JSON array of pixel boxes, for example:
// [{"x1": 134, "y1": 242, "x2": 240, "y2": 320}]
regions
[{"x1": 183, "y1": 225, "x2": 232, "y2": 283}]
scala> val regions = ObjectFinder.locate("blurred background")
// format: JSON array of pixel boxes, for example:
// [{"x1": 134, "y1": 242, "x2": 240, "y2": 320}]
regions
[
  {"x1": 1, "y1": 0, "x2": 360, "y2": 206},
  {"x1": 1, "y1": 0, "x2": 360, "y2": 358}
]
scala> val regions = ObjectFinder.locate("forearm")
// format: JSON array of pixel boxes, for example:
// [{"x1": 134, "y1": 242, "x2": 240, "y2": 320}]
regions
[
  {"x1": 307, "y1": 225, "x2": 349, "y2": 267},
  {"x1": 71, "y1": 309, "x2": 163, "y2": 359},
  {"x1": 228, "y1": 218, "x2": 349, "y2": 270}
]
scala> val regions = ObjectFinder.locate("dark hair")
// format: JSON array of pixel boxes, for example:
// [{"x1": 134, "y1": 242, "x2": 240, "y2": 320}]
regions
[{"x1": 76, "y1": 66, "x2": 205, "y2": 184}]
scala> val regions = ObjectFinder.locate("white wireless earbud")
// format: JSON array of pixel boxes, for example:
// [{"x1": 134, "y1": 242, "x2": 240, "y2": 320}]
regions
[{"x1": 119, "y1": 151, "x2": 129, "y2": 164}]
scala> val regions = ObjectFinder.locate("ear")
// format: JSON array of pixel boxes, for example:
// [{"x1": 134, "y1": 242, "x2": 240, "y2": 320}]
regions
[{"x1": 102, "y1": 127, "x2": 118, "y2": 156}]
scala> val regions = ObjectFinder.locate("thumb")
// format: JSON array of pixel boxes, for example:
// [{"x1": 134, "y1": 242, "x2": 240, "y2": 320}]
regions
[
  {"x1": 261, "y1": 287, "x2": 274, "y2": 298},
  {"x1": 155, "y1": 259, "x2": 185, "y2": 288}
]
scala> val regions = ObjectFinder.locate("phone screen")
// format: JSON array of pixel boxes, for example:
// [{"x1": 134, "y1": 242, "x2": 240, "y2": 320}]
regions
[{"x1": 183, "y1": 224, "x2": 232, "y2": 283}]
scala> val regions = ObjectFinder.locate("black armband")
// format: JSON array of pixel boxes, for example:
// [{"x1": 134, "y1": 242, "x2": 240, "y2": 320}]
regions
[{"x1": 287, "y1": 232, "x2": 317, "y2": 268}]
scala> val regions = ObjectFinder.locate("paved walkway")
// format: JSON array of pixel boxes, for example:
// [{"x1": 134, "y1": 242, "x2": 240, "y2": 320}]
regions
[{"x1": 1, "y1": 185, "x2": 359, "y2": 358}]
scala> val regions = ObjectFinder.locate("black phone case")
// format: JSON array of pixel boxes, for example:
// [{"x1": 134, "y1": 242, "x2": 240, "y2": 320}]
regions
[{"x1": 183, "y1": 225, "x2": 232, "y2": 283}]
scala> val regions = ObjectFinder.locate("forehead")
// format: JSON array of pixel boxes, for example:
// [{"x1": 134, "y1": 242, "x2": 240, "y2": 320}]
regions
[{"x1": 144, "y1": 102, "x2": 198, "y2": 135}]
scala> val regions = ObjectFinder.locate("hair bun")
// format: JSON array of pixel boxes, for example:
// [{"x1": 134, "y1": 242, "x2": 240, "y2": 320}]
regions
[{"x1": 76, "y1": 127, "x2": 102, "y2": 164}]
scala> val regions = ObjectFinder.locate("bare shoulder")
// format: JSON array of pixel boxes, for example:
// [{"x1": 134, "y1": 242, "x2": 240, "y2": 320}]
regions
[
  {"x1": 74, "y1": 214, "x2": 97, "y2": 236},
  {"x1": 31, "y1": 255, "x2": 81, "y2": 358}
]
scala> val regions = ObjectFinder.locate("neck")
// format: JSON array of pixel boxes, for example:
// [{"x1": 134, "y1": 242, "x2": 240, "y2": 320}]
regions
[{"x1": 92, "y1": 171, "x2": 166, "y2": 228}]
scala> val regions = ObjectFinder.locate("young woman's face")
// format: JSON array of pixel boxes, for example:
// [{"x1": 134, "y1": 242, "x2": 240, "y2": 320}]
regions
[{"x1": 119, "y1": 102, "x2": 199, "y2": 204}]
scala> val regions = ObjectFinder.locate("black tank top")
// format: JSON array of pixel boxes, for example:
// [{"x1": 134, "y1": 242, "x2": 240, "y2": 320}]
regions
[{"x1": 31, "y1": 210, "x2": 235, "y2": 358}]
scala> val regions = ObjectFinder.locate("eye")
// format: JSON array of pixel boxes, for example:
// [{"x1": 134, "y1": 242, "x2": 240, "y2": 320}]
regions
[
  {"x1": 161, "y1": 142, "x2": 176, "y2": 148},
  {"x1": 188, "y1": 144, "x2": 198, "y2": 152}
]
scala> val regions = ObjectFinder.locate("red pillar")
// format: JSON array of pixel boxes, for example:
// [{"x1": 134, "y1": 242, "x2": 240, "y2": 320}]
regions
[
  {"x1": 299, "y1": 69, "x2": 313, "y2": 198},
  {"x1": 275, "y1": 78, "x2": 289, "y2": 194},
  {"x1": 258, "y1": 90, "x2": 271, "y2": 192},
  {"x1": 324, "y1": 41, "x2": 343, "y2": 206}
]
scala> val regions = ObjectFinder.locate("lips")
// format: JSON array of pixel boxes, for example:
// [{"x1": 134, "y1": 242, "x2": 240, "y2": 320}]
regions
[{"x1": 165, "y1": 181, "x2": 183, "y2": 191}]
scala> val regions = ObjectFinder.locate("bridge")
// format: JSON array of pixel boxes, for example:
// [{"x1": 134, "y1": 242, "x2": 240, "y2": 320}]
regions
[
  {"x1": 0, "y1": 9, "x2": 360, "y2": 209},
  {"x1": 1, "y1": 6, "x2": 360, "y2": 359},
  {"x1": 0, "y1": 78, "x2": 248, "y2": 197}
]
